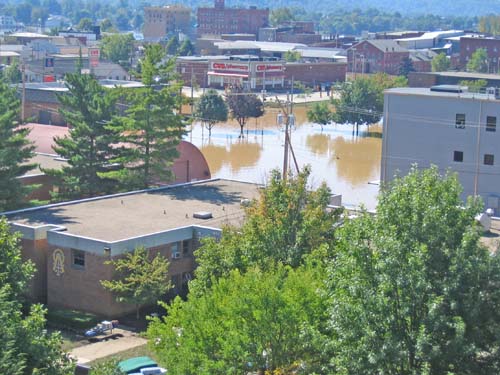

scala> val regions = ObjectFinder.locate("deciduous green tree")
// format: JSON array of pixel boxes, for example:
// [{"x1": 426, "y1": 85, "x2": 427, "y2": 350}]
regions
[
  {"x1": 166, "y1": 35, "x2": 180, "y2": 55},
  {"x1": 148, "y1": 265, "x2": 330, "y2": 375},
  {"x1": 77, "y1": 17, "x2": 93, "y2": 30},
  {"x1": 101, "y1": 246, "x2": 171, "y2": 320},
  {"x1": 0, "y1": 218, "x2": 74, "y2": 375},
  {"x1": 307, "y1": 101, "x2": 332, "y2": 130},
  {"x1": 45, "y1": 71, "x2": 122, "y2": 199},
  {"x1": 284, "y1": 50, "x2": 302, "y2": 62},
  {"x1": 398, "y1": 56, "x2": 415, "y2": 77},
  {"x1": 190, "y1": 167, "x2": 339, "y2": 294},
  {"x1": 459, "y1": 79, "x2": 487, "y2": 92},
  {"x1": 177, "y1": 39, "x2": 195, "y2": 56},
  {"x1": 3, "y1": 60, "x2": 22, "y2": 84},
  {"x1": 431, "y1": 52, "x2": 451, "y2": 72},
  {"x1": 270, "y1": 7, "x2": 296, "y2": 26},
  {"x1": 195, "y1": 89, "x2": 228, "y2": 136},
  {"x1": 225, "y1": 87, "x2": 264, "y2": 137},
  {"x1": 467, "y1": 47, "x2": 489, "y2": 73},
  {"x1": 0, "y1": 218, "x2": 35, "y2": 300},
  {"x1": 332, "y1": 73, "x2": 407, "y2": 124},
  {"x1": 101, "y1": 33, "x2": 134, "y2": 65},
  {"x1": 327, "y1": 166, "x2": 500, "y2": 374},
  {"x1": 0, "y1": 81, "x2": 36, "y2": 211}
]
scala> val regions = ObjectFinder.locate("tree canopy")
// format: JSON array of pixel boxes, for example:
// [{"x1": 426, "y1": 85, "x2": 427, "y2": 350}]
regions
[
  {"x1": 327, "y1": 166, "x2": 500, "y2": 374},
  {"x1": 100, "y1": 33, "x2": 134, "y2": 66},
  {"x1": 0, "y1": 218, "x2": 74, "y2": 374},
  {"x1": 467, "y1": 48, "x2": 489, "y2": 73},
  {"x1": 332, "y1": 73, "x2": 407, "y2": 124},
  {"x1": 190, "y1": 167, "x2": 339, "y2": 294},
  {"x1": 307, "y1": 101, "x2": 333, "y2": 130},
  {"x1": 101, "y1": 246, "x2": 171, "y2": 319},
  {"x1": 0, "y1": 80, "x2": 36, "y2": 211},
  {"x1": 195, "y1": 89, "x2": 228, "y2": 136},
  {"x1": 431, "y1": 52, "x2": 451, "y2": 72},
  {"x1": 45, "y1": 71, "x2": 121, "y2": 199},
  {"x1": 108, "y1": 46, "x2": 185, "y2": 189},
  {"x1": 225, "y1": 88, "x2": 264, "y2": 137},
  {"x1": 148, "y1": 265, "x2": 330, "y2": 375}
]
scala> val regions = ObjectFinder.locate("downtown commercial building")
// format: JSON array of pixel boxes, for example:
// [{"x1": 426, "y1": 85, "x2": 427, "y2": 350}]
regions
[
  {"x1": 197, "y1": 0, "x2": 269, "y2": 38},
  {"x1": 207, "y1": 58, "x2": 285, "y2": 90},
  {"x1": 381, "y1": 85, "x2": 500, "y2": 213}
]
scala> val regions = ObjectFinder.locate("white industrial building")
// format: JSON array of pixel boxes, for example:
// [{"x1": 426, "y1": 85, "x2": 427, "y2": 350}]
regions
[{"x1": 381, "y1": 85, "x2": 500, "y2": 212}]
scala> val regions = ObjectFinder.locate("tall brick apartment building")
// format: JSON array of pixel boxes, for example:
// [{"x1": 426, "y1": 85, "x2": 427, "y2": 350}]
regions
[
  {"x1": 197, "y1": 0, "x2": 269, "y2": 37},
  {"x1": 6, "y1": 179, "x2": 260, "y2": 317},
  {"x1": 460, "y1": 36, "x2": 500, "y2": 73},
  {"x1": 143, "y1": 5, "x2": 191, "y2": 42},
  {"x1": 348, "y1": 40, "x2": 409, "y2": 76}
]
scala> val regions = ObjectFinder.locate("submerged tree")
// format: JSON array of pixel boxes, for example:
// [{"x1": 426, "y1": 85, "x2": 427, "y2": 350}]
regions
[
  {"x1": 225, "y1": 87, "x2": 264, "y2": 137},
  {"x1": 195, "y1": 89, "x2": 228, "y2": 136}
]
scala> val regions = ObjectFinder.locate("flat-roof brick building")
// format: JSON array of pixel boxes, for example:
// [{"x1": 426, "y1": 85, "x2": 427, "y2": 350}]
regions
[
  {"x1": 6, "y1": 179, "x2": 260, "y2": 316},
  {"x1": 197, "y1": 0, "x2": 269, "y2": 38}
]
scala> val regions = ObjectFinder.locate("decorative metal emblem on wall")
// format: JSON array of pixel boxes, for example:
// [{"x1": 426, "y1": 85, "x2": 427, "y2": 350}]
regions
[{"x1": 52, "y1": 249, "x2": 65, "y2": 276}]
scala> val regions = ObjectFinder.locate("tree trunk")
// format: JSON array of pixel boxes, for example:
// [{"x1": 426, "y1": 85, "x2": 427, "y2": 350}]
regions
[{"x1": 136, "y1": 304, "x2": 140, "y2": 320}]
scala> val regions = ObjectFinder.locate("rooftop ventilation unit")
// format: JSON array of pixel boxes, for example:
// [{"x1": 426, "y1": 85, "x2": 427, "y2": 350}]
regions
[
  {"x1": 193, "y1": 211, "x2": 213, "y2": 219},
  {"x1": 430, "y1": 85, "x2": 466, "y2": 93}
]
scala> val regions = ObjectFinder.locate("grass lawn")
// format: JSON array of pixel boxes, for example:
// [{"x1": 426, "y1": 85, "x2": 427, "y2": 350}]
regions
[{"x1": 87, "y1": 344, "x2": 159, "y2": 367}]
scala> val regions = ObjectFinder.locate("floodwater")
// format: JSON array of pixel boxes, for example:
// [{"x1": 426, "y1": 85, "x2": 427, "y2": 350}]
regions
[{"x1": 184, "y1": 104, "x2": 382, "y2": 210}]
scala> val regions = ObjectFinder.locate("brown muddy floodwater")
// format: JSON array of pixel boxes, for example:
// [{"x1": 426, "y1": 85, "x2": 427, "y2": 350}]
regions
[{"x1": 184, "y1": 105, "x2": 382, "y2": 210}]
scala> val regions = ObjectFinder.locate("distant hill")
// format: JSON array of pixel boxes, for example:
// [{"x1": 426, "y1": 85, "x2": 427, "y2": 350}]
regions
[{"x1": 149, "y1": 0, "x2": 500, "y2": 17}]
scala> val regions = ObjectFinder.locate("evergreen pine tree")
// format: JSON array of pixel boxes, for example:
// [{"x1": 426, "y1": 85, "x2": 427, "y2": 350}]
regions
[
  {"x1": 45, "y1": 72, "x2": 122, "y2": 199},
  {"x1": 109, "y1": 45, "x2": 185, "y2": 189},
  {"x1": 0, "y1": 80, "x2": 36, "y2": 211}
]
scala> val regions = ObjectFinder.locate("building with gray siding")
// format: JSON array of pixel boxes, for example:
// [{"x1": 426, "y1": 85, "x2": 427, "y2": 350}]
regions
[{"x1": 381, "y1": 86, "x2": 500, "y2": 212}]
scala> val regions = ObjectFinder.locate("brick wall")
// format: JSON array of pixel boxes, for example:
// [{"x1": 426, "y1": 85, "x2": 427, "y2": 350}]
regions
[
  {"x1": 284, "y1": 62, "x2": 347, "y2": 86},
  {"x1": 25, "y1": 101, "x2": 65, "y2": 126},
  {"x1": 408, "y1": 72, "x2": 438, "y2": 87},
  {"x1": 176, "y1": 60, "x2": 210, "y2": 87},
  {"x1": 460, "y1": 37, "x2": 500, "y2": 72},
  {"x1": 46, "y1": 240, "x2": 199, "y2": 317},
  {"x1": 20, "y1": 238, "x2": 49, "y2": 303}
]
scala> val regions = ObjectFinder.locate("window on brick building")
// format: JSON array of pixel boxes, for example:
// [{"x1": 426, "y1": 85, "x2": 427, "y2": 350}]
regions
[
  {"x1": 453, "y1": 151, "x2": 463, "y2": 162},
  {"x1": 455, "y1": 113, "x2": 466, "y2": 129},
  {"x1": 72, "y1": 249, "x2": 85, "y2": 268},
  {"x1": 182, "y1": 239, "x2": 191, "y2": 255},
  {"x1": 484, "y1": 154, "x2": 495, "y2": 166},
  {"x1": 487, "y1": 116, "x2": 497, "y2": 132}
]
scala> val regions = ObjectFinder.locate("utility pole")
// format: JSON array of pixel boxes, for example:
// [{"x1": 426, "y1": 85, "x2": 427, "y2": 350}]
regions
[
  {"x1": 190, "y1": 67, "x2": 194, "y2": 115},
  {"x1": 21, "y1": 62, "x2": 26, "y2": 123},
  {"x1": 276, "y1": 88, "x2": 299, "y2": 180}
]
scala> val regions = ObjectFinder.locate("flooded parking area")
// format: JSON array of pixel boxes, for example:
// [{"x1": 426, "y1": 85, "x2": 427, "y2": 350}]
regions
[{"x1": 185, "y1": 105, "x2": 382, "y2": 210}]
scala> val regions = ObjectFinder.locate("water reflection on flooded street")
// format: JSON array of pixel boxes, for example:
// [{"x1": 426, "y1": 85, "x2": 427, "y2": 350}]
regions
[{"x1": 185, "y1": 105, "x2": 382, "y2": 209}]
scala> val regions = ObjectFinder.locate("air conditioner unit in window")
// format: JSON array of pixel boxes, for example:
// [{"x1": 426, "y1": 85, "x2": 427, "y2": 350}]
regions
[{"x1": 172, "y1": 252, "x2": 181, "y2": 259}]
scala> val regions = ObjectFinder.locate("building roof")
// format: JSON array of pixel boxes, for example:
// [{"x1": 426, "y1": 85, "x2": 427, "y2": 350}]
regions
[
  {"x1": 10, "y1": 32, "x2": 50, "y2": 39},
  {"x1": 361, "y1": 39, "x2": 408, "y2": 53},
  {"x1": 294, "y1": 47, "x2": 344, "y2": 59},
  {"x1": 430, "y1": 71, "x2": 500, "y2": 80},
  {"x1": 385, "y1": 86, "x2": 499, "y2": 101},
  {"x1": 215, "y1": 40, "x2": 306, "y2": 53},
  {"x1": 6, "y1": 179, "x2": 261, "y2": 242},
  {"x1": 23, "y1": 153, "x2": 66, "y2": 176}
]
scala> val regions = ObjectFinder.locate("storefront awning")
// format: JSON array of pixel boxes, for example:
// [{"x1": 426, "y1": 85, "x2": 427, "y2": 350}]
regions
[{"x1": 208, "y1": 72, "x2": 249, "y2": 78}]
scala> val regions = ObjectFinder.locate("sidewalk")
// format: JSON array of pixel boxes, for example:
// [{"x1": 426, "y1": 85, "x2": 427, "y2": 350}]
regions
[
  {"x1": 69, "y1": 328, "x2": 147, "y2": 364},
  {"x1": 181, "y1": 86, "x2": 335, "y2": 103}
]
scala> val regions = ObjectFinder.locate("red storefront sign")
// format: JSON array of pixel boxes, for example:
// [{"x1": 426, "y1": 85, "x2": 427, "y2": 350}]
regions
[
  {"x1": 212, "y1": 62, "x2": 249, "y2": 71},
  {"x1": 256, "y1": 64, "x2": 283, "y2": 71}
]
